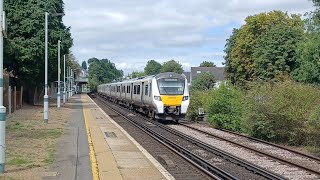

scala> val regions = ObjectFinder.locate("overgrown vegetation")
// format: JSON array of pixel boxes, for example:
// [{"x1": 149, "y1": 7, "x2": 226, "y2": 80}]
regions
[
  {"x1": 243, "y1": 81, "x2": 320, "y2": 147},
  {"x1": 189, "y1": 81, "x2": 320, "y2": 151},
  {"x1": 186, "y1": 90, "x2": 210, "y2": 120},
  {"x1": 207, "y1": 85, "x2": 244, "y2": 132}
]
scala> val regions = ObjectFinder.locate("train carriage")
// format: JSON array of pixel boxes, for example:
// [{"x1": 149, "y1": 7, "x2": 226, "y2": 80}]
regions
[{"x1": 97, "y1": 72, "x2": 189, "y2": 121}]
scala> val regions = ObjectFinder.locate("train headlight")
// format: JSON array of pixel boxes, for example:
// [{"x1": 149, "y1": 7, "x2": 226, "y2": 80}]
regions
[
  {"x1": 154, "y1": 96, "x2": 161, "y2": 101},
  {"x1": 182, "y1": 96, "x2": 189, "y2": 101}
]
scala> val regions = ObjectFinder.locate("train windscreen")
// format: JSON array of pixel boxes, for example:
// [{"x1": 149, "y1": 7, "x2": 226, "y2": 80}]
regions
[{"x1": 157, "y1": 78, "x2": 185, "y2": 95}]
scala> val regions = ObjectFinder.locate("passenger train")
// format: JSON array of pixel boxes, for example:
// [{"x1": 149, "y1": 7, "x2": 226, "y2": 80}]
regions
[{"x1": 97, "y1": 72, "x2": 189, "y2": 121}]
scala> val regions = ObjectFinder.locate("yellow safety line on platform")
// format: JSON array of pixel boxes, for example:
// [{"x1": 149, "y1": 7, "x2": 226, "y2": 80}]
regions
[{"x1": 82, "y1": 98, "x2": 100, "y2": 180}]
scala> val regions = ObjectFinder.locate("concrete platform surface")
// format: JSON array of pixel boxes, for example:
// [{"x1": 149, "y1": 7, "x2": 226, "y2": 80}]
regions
[
  {"x1": 43, "y1": 95, "x2": 92, "y2": 180},
  {"x1": 82, "y1": 94, "x2": 174, "y2": 180}
]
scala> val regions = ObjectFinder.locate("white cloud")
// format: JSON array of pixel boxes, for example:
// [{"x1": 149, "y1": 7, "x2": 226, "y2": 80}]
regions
[{"x1": 63, "y1": 0, "x2": 315, "y2": 73}]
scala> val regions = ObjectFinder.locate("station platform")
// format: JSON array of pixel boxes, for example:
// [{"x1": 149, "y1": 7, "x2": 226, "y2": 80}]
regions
[{"x1": 68, "y1": 94, "x2": 174, "y2": 180}]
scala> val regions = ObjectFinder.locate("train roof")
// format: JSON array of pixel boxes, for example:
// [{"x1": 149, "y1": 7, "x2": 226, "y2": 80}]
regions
[
  {"x1": 98, "y1": 72, "x2": 186, "y2": 86},
  {"x1": 155, "y1": 72, "x2": 185, "y2": 79}
]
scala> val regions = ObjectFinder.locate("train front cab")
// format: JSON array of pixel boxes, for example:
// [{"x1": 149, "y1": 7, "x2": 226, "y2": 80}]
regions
[{"x1": 153, "y1": 73, "x2": 189, "y2": 121}]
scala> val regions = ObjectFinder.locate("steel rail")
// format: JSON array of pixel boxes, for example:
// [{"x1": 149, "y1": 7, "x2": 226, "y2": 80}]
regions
[
  {"x1": 96, "y1": 95, "x2": 285, "y2": 180},
  {"x1": 95, "y1": 96, "x2": 236, "y2": 180},
  {"x1": 181, "y1": 123, "x2": 320, "y2": 177}
]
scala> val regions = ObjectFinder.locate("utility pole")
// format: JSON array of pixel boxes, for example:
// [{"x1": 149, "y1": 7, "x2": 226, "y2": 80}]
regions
[
  {"x1": 0, "y1": 0, "x2": 6, "y2": 173},
  {"x1": 57, "y1": 40, "x2": 61, "y2": 109}
]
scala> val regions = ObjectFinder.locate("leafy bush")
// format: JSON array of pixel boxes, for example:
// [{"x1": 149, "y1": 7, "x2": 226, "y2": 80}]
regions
[
  {"x1": 186, "y1": 90, "x2": 210, "y2": 121},
  {"x1": 191, "y1": 72, "x2": 216, "y2": 91},
  {"x1": 307, "y1": 108, "x2": 320, "y2": 149},
  {"x1": 244, "y1": 81, "x2": 320, "y2": 147},
  {"x1": 207, "y1": 85, "x2": 244, "y2": 132}
]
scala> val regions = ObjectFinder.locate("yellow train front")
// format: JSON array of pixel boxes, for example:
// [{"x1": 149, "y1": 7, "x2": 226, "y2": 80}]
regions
[
  {"x1": 151, "y1": 72, "x2": 189, "y2": 121},
  {"x1": 97, "y1": 72, "x2": 190, "y2": 122}
]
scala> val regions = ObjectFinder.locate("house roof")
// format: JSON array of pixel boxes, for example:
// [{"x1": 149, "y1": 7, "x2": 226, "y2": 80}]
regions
[{"x1": 191, "y1": 67, "x2": 226, "y2": 82}]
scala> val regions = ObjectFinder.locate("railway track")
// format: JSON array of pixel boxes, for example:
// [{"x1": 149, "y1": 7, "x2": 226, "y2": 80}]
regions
[
  {"x1": 173, "y1": 123, "x2": 320, "y2": 179},
  {"x1": 95, "y1": 94, "x2": 285, "y2": 180}
]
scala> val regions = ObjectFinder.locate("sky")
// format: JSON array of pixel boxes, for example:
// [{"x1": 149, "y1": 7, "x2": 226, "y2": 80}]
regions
[{"x1": 63, "y1": 0, "x2": 315, "y2": 75}]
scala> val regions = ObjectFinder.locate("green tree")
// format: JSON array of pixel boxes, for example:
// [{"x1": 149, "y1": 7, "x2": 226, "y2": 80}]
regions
[
  {"x1": 191, "y1": 72, "x2": 216, "y2": 91},
  {"x1": 161, "y1": 60, "x2": 184, "y2": 74},
  {"x1": 81, "y1": 61, "x2": 87, "y2": 70},
  {"x1": 128, "y1": 71, "x2": 145, "y2": 79},
  {"x1": 68, "y1": 53, "x2": 81, "y2": 76},
  {"x1": 293, "y1": 34, "x2": 320, "y2": 84},
  {"x1": 252, "y1": 25, "x2": 303, "y2": 81},
  {"x1": 224, "y1": 11, "x2": 304, "y2": 85},
  {"x1": 4, "y1": 0, "x2": 73, "y2": 103},
  {"x1": 88, "y1": 58, "x2": 123, "y2": 91},
  {"x1": 292, "y1": 1, "x2": 320, "y2": 84},
  {"x1": 144, "y1": 60, "x2": 162, "y2": 75},
  {"x1": 200, "y1": 61, "x2": 216, "y2": 67},
  {"x1": 309, "y1": 0, "x2": 320, "y2": 30}
]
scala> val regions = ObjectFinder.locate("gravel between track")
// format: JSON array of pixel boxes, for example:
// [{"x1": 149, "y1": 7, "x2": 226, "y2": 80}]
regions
[{"x1": 168, "y1": 124, "x2": 320, "y2": 180}]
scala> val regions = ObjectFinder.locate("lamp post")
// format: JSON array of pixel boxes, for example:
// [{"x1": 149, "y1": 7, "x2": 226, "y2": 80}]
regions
[
  {"x1": 67, "y1": 67, "x2": 69, "y2": 100},
  {"x1": 0, "y1": 0, "x2": 6, "y2": 173},
  {"x1": 69, "y1": 68, "x2": 71, "y2": 97},
  {"x1": 69, "y1": 68, "x2": 72, "y2": 97},
  {"x1": 63, "y1": 54, "x2": 66, "y2": 104},
  {"x1": 71, "y1": 69, "x2": 73, "y2": 96},
  {"x1": 44, "y1": 12, "x2": 49, "y2": 123},
  {"x1": 44, "y1": 12, "x2": 64, "y2": 123},
  {"x1": 57, "y1": 40, "x2": 61, "y2": 109}
]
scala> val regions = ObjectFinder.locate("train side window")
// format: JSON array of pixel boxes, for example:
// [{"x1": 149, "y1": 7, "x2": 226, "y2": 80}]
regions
[
  {"x1": 137, "y1": 85, "x2": 140, "y2": 94},
  {"x1": 149, "y1": 83, "x2": 152, "y2": 97},
  {"x1": 134, "y1": 85, "x2": 136, "y2": 94},
  {"x1": 145, "y1": 85, "x2": 148, "y2": 95}
]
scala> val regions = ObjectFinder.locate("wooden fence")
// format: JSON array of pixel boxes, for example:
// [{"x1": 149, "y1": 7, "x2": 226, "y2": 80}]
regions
[{"x1": 3, "y1": 74, "x2": 23, "y2": 114}]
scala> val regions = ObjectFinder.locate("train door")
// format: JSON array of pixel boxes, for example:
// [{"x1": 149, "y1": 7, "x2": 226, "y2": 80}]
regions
[
  {"x1": 130, "y1": 83, "x2": 133, "y2": 100},
  {"x1": 142, "y1": 81, "x2": 149, "y2": 103},
  {"x1": 124, "y1": 84, "x2": 127, "y2": 100},
  {"x1": 141, "y1": 82, "x2": 144, "y2": 103}
]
